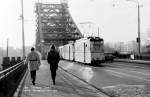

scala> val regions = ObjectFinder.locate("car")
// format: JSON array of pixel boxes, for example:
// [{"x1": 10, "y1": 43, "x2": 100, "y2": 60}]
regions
[{"x1": 105, "y1": 53, "x2": 114, "y2": 62}]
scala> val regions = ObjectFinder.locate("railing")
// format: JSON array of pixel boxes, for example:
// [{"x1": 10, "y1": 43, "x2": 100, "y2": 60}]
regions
[{"x1": 0, "y1": 61, "x2": 27, "y2": 97}]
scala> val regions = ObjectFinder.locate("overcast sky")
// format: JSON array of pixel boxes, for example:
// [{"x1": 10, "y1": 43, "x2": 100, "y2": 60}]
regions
[{"x1": 0, "y1": 0, "x2": 150, "y2": 49}]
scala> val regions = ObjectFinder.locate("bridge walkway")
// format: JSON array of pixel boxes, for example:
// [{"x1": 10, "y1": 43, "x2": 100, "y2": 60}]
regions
[{"x1": 19, "y1": 60, "x2": 107, "y2": 97}]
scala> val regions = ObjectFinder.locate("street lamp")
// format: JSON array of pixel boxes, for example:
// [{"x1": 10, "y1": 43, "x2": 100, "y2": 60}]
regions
[{"x1": 126, "y1": 0, "x2": 141, "y2": 55}]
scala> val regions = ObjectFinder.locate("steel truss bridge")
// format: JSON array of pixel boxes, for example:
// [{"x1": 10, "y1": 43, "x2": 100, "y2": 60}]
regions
[
  {"x1": 0, "y1": 2, "x2": 83, "y2": 96},
  {"x1": 35, "y1": 2, "x2": 83, "y2": 59}
]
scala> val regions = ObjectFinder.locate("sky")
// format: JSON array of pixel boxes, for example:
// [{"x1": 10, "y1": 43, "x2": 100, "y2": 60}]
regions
[{"x1": 0, "y1": 0, "x2": 150, "y2": 49}]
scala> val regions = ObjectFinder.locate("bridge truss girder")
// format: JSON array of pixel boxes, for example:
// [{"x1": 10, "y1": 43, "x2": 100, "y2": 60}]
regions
[{"x1": 35, "y1": 2, "x2": 83, "y2": 58}]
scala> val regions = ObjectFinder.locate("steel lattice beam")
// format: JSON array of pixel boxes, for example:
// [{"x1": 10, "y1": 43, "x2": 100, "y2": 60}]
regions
[{"x1": 35, "y1": 2, "x2": 83, "y2": 59}]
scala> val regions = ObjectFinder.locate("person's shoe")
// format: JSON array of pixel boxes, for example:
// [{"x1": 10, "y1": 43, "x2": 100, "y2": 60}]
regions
[
  {"x1": 53, "y1": 81, "x2": 55, "y2": 85},
  {"x1": 32, "y1": 81, "x2": 35, "y2": 85}
]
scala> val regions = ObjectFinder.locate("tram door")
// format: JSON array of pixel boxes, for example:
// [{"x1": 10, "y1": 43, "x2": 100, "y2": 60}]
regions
[
  {"x1": 84, "y1": 42, "x2": 86, "y2": 62},
  {"x1": 73, "y1": 44, "x2": 75, "y2": 61},
  {"x1": 69, "y1": 46, "x2": 70, "y2": 60}
]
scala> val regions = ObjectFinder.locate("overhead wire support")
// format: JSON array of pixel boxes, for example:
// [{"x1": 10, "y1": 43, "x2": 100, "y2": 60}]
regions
[
  {"x1": 6, "y1": 39, "x2": 9, "y2": 57},
  {"x1": 126, "y1": 0, "x2": 141, "y2": 55},
  {"x1": 21, "y1": 0, "x2": 25, "y2": 59}
]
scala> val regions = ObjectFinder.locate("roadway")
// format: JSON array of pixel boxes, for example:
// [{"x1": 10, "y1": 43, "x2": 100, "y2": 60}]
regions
[
  {"x1": 59, "y1": 60, "x2": 150, "y2": 96},
  {"x1": 18, "y1": 60, "x2": 150, "y2": 97}
]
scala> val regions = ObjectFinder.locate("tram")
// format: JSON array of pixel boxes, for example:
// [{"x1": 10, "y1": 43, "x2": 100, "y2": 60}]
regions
[{"x1": 59, "y1": 37, "x2": 105, "y2": 64}]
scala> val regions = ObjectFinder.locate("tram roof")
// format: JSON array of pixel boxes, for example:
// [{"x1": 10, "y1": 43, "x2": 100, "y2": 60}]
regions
[{"x1": 76, "y1": 37, "x2": 103, "y2": 42}]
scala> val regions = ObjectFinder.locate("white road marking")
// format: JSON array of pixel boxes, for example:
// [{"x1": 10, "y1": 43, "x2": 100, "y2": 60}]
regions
[{"x1": 102, "y1": 84, "x2": 145, "y2": 89}]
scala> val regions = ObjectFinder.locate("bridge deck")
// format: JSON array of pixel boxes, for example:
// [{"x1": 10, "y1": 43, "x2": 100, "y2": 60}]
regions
[{"x1": 19, "y1": 60, "x2": 106, "y2": 97}]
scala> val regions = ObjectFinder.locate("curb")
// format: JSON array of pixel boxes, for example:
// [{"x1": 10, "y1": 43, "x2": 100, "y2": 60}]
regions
[{"x1": 13, "y1": 69, "x2": 29, "y2": 97}]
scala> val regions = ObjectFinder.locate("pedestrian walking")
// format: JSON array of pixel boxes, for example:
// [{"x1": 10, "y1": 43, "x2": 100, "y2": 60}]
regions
[
  {"x1": 25, "y1": 47, "x2": 41, "y2": 85},
  {"x1": 47, "y1": 45, "x2": 60, "y2": 85}
]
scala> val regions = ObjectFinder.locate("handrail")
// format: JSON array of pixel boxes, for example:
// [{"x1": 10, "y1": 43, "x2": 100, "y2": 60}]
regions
[
  {"x1": 0, "y1": 60, "x2": 27, "y2": 97},
  {"x1": 0, "y1": 61, "x2": 24, "y2": 80}
]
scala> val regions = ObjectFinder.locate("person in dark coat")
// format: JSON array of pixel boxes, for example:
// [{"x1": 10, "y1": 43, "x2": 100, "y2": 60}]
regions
[{"x1": 47, "y1": 45, "x2": 60, "y2": 85}]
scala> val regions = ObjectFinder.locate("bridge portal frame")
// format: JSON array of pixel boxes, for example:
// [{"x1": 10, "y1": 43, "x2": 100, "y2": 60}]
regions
[{"x1": 35, "y1": 2, "x2": 83, "y2": 59}]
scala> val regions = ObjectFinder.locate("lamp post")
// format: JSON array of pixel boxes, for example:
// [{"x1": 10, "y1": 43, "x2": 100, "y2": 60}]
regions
[
  {"x1": 6, "y1": 39, "x2": 9, "y2": 57},
  {"x1": 21, "y1": 0, "x2": 25, "y2": 59},
  {"x1": 127, "y1": 0, "x2": 141, "y2": 55}
]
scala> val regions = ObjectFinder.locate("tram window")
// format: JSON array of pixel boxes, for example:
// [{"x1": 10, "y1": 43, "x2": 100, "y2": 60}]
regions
[
  {"x1": 91, "y1": 41, "x2": 104, "y2": 52},
  {"x1": 94, "y1": 42, "x2": 100, "y2": 49}
]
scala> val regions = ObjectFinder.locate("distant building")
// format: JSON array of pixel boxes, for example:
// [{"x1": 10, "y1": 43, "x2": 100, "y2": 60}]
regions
[
  {"x1": 124, "y1": 41, "x2": 138, "y2": 54},
  {"x1": 111, "y1": 41, "x2": 138, "y2": 54}
]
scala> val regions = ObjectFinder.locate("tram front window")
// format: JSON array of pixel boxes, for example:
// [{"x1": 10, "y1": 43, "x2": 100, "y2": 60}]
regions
[{"x1": 91, "y1": 41, "x2": 104, "y2": 52}]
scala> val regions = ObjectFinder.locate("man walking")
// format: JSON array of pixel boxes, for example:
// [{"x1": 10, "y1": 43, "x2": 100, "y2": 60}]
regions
[
  {"x1": 47, "y1": 45, "x2": 60, "y2": 85},
  {"x1": 25, "y1": 47, "x2": 41, "y2": 85}
]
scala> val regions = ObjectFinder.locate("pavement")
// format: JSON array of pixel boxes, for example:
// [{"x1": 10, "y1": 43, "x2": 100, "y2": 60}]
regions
[{"x1": 18, "y1": 60, "x2": 108, "y2": 97}]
